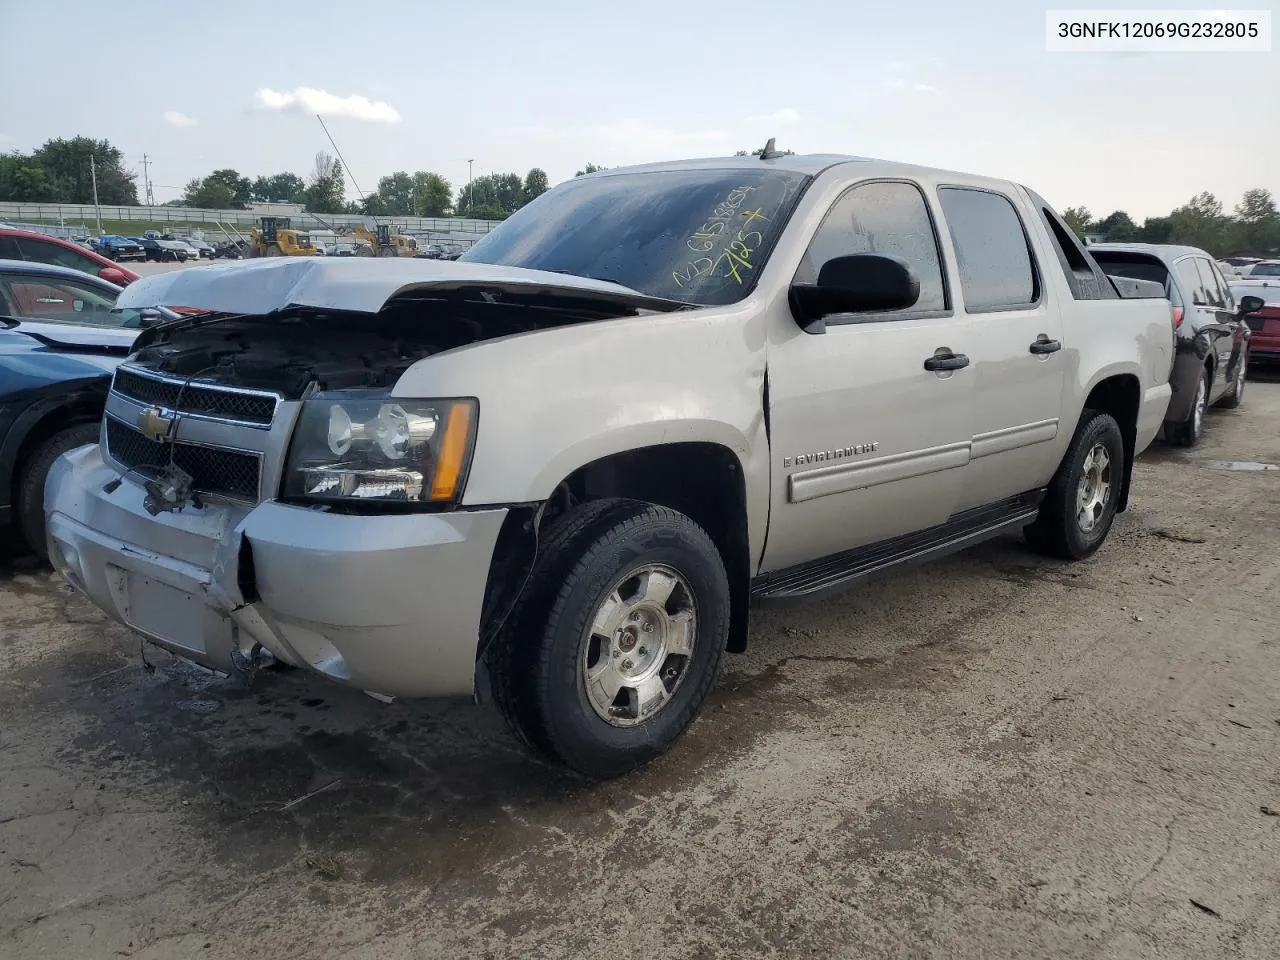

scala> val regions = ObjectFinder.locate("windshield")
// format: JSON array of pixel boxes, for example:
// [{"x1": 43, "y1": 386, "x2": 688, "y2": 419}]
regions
[
  {"x1": 1249, "y1": 262, "x2": 1280, "y2": 277},
  {"x1": 461, "y1": 167, "x2": 810, "y2": 305}
]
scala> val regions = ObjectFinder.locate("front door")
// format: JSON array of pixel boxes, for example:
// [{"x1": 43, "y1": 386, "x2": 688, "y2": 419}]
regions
[
  {"x1": 761, "y1": 179, "x2": 974, "y2": 574},
  {"x1": 933, "y1": 186, "x2": 1068, "y2": 511},
  {"x1": 1194, "y1": 256, "x2": 1247, "y2": 401}
]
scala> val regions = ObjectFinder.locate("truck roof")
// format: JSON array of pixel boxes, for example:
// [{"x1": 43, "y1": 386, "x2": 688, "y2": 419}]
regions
[
  {"x1": 580, "y1": 152, "x2": 1031, "y2": 192},
  {"x1": 1087, "y1": 242, "x2": 1214, "y2": 263}
]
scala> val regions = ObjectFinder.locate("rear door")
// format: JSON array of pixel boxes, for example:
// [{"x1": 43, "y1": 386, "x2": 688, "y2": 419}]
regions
[
  {"x1": 761, "y1": 178, "x2": 974, "y2": 573},
  {"x1": 1195, "y1": 257, "x2": 1246, "y2": 399},
  {"x1": 935, "y1": 186, "x2": 1067, "y2": 511}
]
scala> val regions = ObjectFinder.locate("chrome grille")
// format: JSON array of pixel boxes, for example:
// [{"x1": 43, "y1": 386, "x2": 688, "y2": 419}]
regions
[
  {"x1": 105, "y1": 417, "x2": 261, "y2": 501},
  {"x1": 112, "y1": 368, "x2": 278, "y2": 425}
]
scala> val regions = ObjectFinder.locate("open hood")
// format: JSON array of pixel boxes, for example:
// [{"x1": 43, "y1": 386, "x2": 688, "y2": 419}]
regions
[{"x1": 114, "y1": 256, "x2": 690, "y2": 318}]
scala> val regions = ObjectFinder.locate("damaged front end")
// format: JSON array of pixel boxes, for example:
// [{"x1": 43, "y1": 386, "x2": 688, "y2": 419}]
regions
[{"x1": 47, "y1": 271, "x2": 679, "y2": 699}]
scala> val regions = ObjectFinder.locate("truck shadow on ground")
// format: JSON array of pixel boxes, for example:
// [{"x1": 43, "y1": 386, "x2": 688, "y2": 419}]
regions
[{"x1": 7, "y1": 525, "x2": 1089, "y2": 893}]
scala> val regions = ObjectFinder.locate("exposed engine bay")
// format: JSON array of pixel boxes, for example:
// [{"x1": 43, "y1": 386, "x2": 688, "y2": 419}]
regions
[{"x1": 127, "y1": 291, "x2": 660, "y2": 398}]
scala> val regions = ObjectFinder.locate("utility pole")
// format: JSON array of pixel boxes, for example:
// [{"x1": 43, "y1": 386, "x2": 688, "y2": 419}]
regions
[
  {"x1": 467, "y1": 159, "x2": 474, "y2": 216},
  {"x1": 89, "y1": 153, "x2": 103, "y2": 234},
  {"x1": 141, "y1": 154, "x2": 154, "y2": 206}
]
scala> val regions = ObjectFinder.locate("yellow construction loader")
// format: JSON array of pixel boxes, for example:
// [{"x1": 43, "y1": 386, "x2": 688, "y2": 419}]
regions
[
  {"x1": 352, "y1": 224, "x2": 420, "y2": 258},
  {"x1": 246, "y1": 217, "x2": 323, "y2": 257}
]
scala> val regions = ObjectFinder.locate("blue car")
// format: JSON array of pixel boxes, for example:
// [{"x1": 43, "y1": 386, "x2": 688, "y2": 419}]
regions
[
  {"x1": 90, "y1": 234, "x2": 146, "y2": 263},
  {"x1": 0, "y1": 259, "x2": 176, "y2": 558}
]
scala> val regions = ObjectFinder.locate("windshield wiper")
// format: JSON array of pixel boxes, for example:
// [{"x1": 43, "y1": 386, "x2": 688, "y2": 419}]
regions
[{"x1": 544, "y1": 268, "x2": 634, "y2": 288}]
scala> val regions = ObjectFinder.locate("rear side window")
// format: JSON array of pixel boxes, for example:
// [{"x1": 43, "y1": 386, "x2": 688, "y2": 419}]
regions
[
  {"x1": 796, "y1": 179, "x2": 948, "y2": 316},
  {"x1": 17, "y1": 237, "x2": 102, "y2": 276},
  {"x1": 1091, "y1": 253, "x2": 1182, "y2": 306},
  {"x1": 938, "y1": 187, "x2": 1038, "y2": 312},
  {"x1": 1175, "y1": 258, "x2": 1207, "y2": 306}
]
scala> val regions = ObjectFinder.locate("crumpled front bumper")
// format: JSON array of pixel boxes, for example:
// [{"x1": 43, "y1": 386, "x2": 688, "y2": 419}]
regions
[{"x1": 44, "y1": 444, "x2": 507, "y2": 699}]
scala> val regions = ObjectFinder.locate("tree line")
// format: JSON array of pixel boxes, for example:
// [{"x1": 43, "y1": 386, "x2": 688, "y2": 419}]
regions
[
  {"x1": 1061, "y1": 189, "x2": 1279, "y2": 259},
  {"x1": 0, "y1": 136, "x2": 611, "y2": 221}
]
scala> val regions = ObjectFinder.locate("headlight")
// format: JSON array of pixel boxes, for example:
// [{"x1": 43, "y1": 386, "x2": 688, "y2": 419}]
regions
[{"x1": 284, "y1": 392, "x2": 477, "y2": 504}]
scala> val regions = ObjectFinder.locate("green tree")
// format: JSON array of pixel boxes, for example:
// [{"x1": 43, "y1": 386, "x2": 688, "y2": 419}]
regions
[
  {"x1": 303, "y1": 151, "x2": 345, "y2": 214},
  {"x1": 456, "y1": 173, "x2": 525, "y2": 216},
  {"x1": 182, "y1": 176, "x2": 235, "y2": 209},
  {"x1": 523, "y1": 167, "x2": 549, "y2": 204},
  {"x1": 1229, "y1": 188, "x2": 1280, "y2": 257},
  {"x1": 1167, "y1": 192, "x2": 1228, "y2": 255},
  {"x1": 204, "y1": 168, "x2": 252, "y2": 208},
  {"x1": 31, "y1": 136, "x2": 138, "y2": 204},
  {"x1": 1135, "y1": 216, "x2": 1173, "y2": 244},
  {"x1": 1061, "y1": 206, "x2": 1093, "y2": 238},
  {"x1": 250, "y1": 172, "x2": 307, "y2": 203},
  {"x1": 574, "y1": 162, "x2": 606, "y2": 177},
  {"x1": 412, "y1": 172, "x2": 452, "y2": 217},
  {"x1": 1095, "y1": 210, "x2": 1138, "y2": 242},
  {"x1": 0, "y1": 153, "x2": 57, "y2": 202},
  {"x1": 373, "y1": 171, "x2": 416, "y2": 215}
]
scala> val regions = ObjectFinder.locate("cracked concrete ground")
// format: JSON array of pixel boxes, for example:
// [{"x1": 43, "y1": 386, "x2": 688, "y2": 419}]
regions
[{"x1": 3, "y1": 375, "x2": 1279, "y2": 960}]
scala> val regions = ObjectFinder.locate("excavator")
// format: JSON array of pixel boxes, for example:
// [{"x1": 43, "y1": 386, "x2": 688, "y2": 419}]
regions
[
  {"x1": 352, "y1": 223, "x2": 420, "y2": 258},
  {"x1": 246, "y1": 217, "x2": 324, "y2": 257}
]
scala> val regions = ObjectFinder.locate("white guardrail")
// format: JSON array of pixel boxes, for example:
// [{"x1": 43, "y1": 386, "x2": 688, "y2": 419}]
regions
[{"x1": 0, "y1": 201, "x2": 501, "y2": 236}]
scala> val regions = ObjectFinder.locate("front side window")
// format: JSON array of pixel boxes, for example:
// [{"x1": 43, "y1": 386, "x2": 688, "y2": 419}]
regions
[
  {"x1": 1, "y1": 277, "x2": 120, "y2": 325},
  {"x1": 1194, "y1": 258, "x2": 1226, "y2": 308},
  {"x1": 938, "y1": 187, "x2": 1038, "y2": 312},
  {"x1": 1250, "y1": 262, "x2": 1280, "y2": 277},
  {"x1": 462, "y1": 167, "x2": 810, "y2": 306},
  {"x1": 794, "y1": 179, "x2": 947, "y2": 314}
]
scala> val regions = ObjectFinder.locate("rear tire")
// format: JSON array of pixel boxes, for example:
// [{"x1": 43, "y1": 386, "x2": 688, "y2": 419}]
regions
[
  {"x1": 1169, "y1": 366, "x2": 1209, "y2": 446},
  {"x1": 1024, "y1": 410, "x2": 1125, "y2": 561},
  {"x1": 488, "y1": 499, "x2": 730, "y2": 780},
  {"x1": 17, "y1": 423, "x2": 100, "y2": 562}
]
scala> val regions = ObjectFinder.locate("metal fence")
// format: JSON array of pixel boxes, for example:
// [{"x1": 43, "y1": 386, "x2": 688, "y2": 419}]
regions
[{"x1": 0, "y1": 201, "x2": 501, "y2": 236}]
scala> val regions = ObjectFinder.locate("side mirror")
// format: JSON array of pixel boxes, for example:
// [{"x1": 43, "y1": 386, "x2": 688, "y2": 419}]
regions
[
  {"x1": 789, "y1": 253, "x2": 921, "y2": 334},
  {"x1": 138, "y1": 308, "x2": 163, "y2": 328},
  {"x1": 1239, "y1": 295, "x2": 1265, "y2": 316},
  {"x1": 99, "y1": 267, "x2": 126, "y2": 285}
]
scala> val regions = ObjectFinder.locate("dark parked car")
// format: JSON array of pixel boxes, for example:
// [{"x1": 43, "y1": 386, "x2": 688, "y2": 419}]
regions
[
  {"x1": 91, "y1": 235, "x2": 146, "y2": 263},
  {"x1": 1090, "y1": 243, "x2": 1251, "y2": 446},
  {"x1": 0, "y1": 227, "x2": 140, "y2": 286},
  {"x1": 137, "y1": 236, "x2": 192, "y2": 262},
  {"x1": 0, "y1": 259, "x2": 177, "y2": 557}
]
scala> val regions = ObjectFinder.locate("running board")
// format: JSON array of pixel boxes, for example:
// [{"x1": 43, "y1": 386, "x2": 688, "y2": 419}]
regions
[{"x1": 751, "y1": 490, "x2": 1046, "y2": 600}]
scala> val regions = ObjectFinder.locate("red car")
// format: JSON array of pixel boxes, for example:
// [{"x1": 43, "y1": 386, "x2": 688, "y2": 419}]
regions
[
  {"x1": 0, "y1": 227, "x2": 140, "y2": 287},
  {"x1": 1231, "y1": 279, "x2": 1280, "y2": 364}
]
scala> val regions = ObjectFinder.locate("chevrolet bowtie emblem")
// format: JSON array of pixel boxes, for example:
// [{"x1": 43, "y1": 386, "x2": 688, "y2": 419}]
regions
[{"x1": 137, "y1": 405, "x2": 176, "y2": 443}]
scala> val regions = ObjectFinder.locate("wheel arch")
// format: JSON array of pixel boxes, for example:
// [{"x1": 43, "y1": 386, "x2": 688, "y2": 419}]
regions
[
  {"x1": 478, "y1": 441, "x2": 754, "y2": 663},
  {"x1": 1078, "y1": 372, "x2": 1140, "y2": 512},
  {"x1": 2, "y1": 389, "x2": 107, "y2": 516}
]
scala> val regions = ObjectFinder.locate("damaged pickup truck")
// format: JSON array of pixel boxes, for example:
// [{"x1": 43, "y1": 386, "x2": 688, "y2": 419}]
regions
[{"x1": 45, "y1": 151, "x2": 1175, "y2": 779}]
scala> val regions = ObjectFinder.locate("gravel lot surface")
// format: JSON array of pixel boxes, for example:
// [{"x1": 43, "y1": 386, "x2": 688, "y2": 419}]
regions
[{"x1": 2, "y1": 367, "x2": 1278, "y2": 960}]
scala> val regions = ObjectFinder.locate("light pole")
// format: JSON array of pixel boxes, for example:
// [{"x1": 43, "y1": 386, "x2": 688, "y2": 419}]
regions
[{"x1": 467, "y1": 159, "x2": 474, "y2": 216}]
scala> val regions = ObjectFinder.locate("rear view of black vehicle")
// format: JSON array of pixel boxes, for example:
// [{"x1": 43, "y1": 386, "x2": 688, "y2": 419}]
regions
[{"x1": 1090, "y1": 243, "x2": 1251, "y2": 446}]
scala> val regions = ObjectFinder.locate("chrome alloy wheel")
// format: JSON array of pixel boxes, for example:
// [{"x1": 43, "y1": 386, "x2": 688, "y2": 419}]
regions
[
  {"x1": 581, "y1": 564, "x2": 697, "y2": 727},
  {"x1": 1076, "y1": 442, "x2": 1113, "y2": 533}
]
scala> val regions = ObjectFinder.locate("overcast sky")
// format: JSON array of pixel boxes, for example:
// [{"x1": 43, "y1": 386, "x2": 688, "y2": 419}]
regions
[{"x1": 0, "y1": 1, "x2": 1275, "y2": 219}]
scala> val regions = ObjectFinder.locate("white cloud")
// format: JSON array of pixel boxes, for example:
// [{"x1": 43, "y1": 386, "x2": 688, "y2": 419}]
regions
[
  {"x1": 252, "y1": 87, "x2": 401, "y2": 123},
  {"x1": 746, "y1": 108, "x2": 801, "y2": 125},
  {"x1": 913, "y1": 83, "x2": 939, "y2": 93},
  {"x1": 164, "y1": 110, "x2": 196, "y2": 128}
]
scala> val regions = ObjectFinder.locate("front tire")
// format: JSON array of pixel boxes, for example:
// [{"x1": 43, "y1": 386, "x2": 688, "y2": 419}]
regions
[
  {"x1": 488, "y1": 499, "x2": 730, "y2": 780},
  {"x1": 17, "y1": 423, "x2": 100, "y2": 562},
  {"x1": 1024, "y1": 410, "x2": 1125, "y2": 561}
]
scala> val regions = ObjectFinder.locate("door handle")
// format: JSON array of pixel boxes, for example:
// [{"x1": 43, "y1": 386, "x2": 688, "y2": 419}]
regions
[
  {"x1": 923, "y1": 352, "x2": 970, "y2": 372},
  {"x1": 1029, "y1": 336, "x2": 1062, "y2": 355}
]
